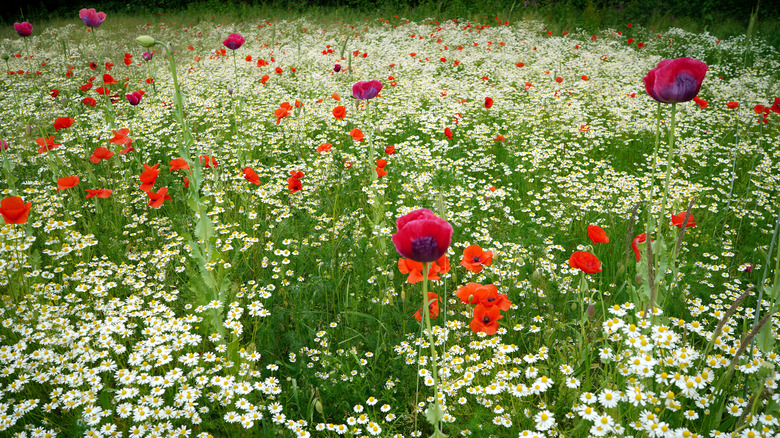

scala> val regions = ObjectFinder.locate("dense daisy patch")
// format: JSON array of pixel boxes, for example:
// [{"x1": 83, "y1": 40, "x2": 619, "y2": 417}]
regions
[{"x1": 1, "y1": 10, "x2": 780, "y2": 438}]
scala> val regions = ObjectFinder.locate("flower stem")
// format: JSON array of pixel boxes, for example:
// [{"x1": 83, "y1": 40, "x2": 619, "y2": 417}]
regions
[
  {"x1": 658, "y1": 103, "x2": 677, "y2": 230},
  {"x1": 421, "y1": 262, "x2": 442, "y2": 434}
]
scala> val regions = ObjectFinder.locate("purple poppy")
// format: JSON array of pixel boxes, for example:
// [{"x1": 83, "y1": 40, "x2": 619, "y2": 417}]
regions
[
  {"x1": 14, "y1": 22, "x2": 33, "y2": 37},
  {"x1": 392, "y1": 209, "x2": 453, "y2": 263},
  {"x1": 333, "y1": 63, "x2": 342, "y2": 72},
  {"x1": 79, "y1": 8, "x2": 106, "y2": 28},
  {"x1": 222, "y1": 33, "x2": 245, "y2": 50},
  {"x1": 352, "y1": 80, "x2": 383, "y2": 100},
  {"x1": 642, "y1": 57, "x2": 708, "y2": 104},
  {"x1": 125, "y1": 91, "x2": 143, "y2": 106},
  {"x1": 142, "y1": 51, "x2": 154, "y2": 61},
  {"x1": 1, "y1": 139, "x2": 8, "y2": 150}
]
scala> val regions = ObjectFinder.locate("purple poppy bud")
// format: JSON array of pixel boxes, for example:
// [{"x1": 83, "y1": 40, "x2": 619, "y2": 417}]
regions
[
  {"x1": 14, "y1": 22, "x2": 33, "y2": 37},
  {"x1": 334, "y1": 63, "x2": 342, "y2": 72},
  {"x1": 351, "y1": 80, "x2": 383, "y2": 100},
  {"x1": 79, "y1": 8, "x2": 107, "y2": 28},
  {"x1": 642, "y1": 57, "x2": 708, "y2": 104},
  {"x1": 222, "y1": 33, "x2": 245, "y2": 50},
  {"x1": 125, "y1": 91, "x2": 143, "y2": 106},
  {"x1": 142, "y1": 51, "x2": 154, "y2": 61}
]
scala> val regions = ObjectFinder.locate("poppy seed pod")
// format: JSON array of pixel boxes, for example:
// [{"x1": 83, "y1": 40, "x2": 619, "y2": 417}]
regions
[
  {"x1": 2, "y1": 54, "x2": 9, "y2": 61},
  {"x1": 136, "y1": 36, "x2": 156, "y2": 48},
  {"x1": 642, "y1": 57, "x2": 708, "y2": 104}
]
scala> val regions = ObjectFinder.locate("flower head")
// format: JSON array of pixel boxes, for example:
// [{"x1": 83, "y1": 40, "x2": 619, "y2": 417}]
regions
[
  {"x1": 142, "y1": 51, "x2": 154, "y2": 61},
  {"x1": 54, "y1": 117, "x2": 75, "y2": 131},
  {"x1": 0, "y1": 196, "x2": 31, "y2": 224},
  {"x1": 56, "y1": 176, "x2": 80, "y2": 192},
  {"x1": 147, "y1": 187, "x2": 172, "y2": 208},
  {"x1": 414, "y1": 292, "x2": 441, "y2": 322},
  {"x1": 392, "y1": 209, "x2": 453, "y2": 263},
  {"x1": 352, "y1": 80, "x2": 382, "y2": 100},
  {"x1": 588, "y1": 224, "x2": 609, "y2": 244},
  {"x1": 470, "y1": 304, "x2": 502, "y2": 334},
  {"x1": 642, "y1": 57, "x2": 708, "y2": 104},
  {"x1": 460, "y1": 245, "x2": 493, "y2": 273},
  {"x1": 79, "y1": 8, "x2": 106, "y2": 28},
  {"x1": 243, "y1": 167, "x2": 261, "y2": 185},
  {"x1": 223, "y1": 33, "x2": 245, "y2": 50},
  {"x1": 569, "y1": 251, "x2": 602, "y2": 273},
  {"x1": 14, "y1": 22, "x2": 33, "y2": 37},
  {"x1": 125, "y1": 91, "x2": 144, "y2": 106}
]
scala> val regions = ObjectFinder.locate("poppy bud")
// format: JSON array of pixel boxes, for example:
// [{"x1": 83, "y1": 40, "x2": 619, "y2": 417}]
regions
[
  {"x1": 635, "y1": 274, "x2": 642, "y2": 285},
  {"x1": 25, "y1": 125, "x2": 32, "y2": 136},
  {"x1": 587, "y1": 303, "x2": 596, "y2": 320},
  {"x1": 136, "y1": 35, "x2": 156, "y2": 48},
  {"x1": 315, "y1": 399, "x2": 323, "y2": 414},
  {"x1": 401, "y1": 288, "x2": 406, "y2": 302},
  {"x1": 532, "y1": 269, "x2": 541, "y2": 282},
  {"x1": 227, "y1": 87, "x2": 233, "y2": 95},
  {"x1": 388, "y1": 270, "x2": 394, "y2": 281},
  {"x1": 1, "y1": 54, "x2": 8, "y2": 61},
  {"x1": 617, "y1": 263, "x2": 625, "y2": 275}
]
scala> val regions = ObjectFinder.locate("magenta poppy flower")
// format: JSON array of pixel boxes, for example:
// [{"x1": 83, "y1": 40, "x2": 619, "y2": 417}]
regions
[
  {"x1": 222, "y1": 33, "x2": 245, "y2": 50},
  {"x1": 125, "y1": 91, "x2": 143, "y2": 105},
  {"x1": 333, "y1": 63, "x2": 342, "y2": 72},
  {"x1": 79, "y1": 8, "x2": 106, "y2": 28},
  {"x1": 14, "y1": 22, "x2": 33, "y2": 37},
  {"x1": 142, "y1": 51, "x2": 154, "y2": 61},
  {"x1": 352, "y1": 80, "x2": 383, "y2": 100},
  {"x1": 642, "y1": 57, "x2": 708, "y2": 104},
  {"x1": 392, "y1": 209, "x2": 453, "y2": 263}
]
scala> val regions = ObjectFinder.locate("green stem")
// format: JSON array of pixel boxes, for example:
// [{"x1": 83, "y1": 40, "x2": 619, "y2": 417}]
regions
[
  {"x1": 645, "y1": 102, "x2": 663, "y2": 241},
  {"x1": 421, "y1": 262, "x2": 442, "y2": 434},
  {"x1": 658, "y1": 103, "x2": 677, "y2": 231}
]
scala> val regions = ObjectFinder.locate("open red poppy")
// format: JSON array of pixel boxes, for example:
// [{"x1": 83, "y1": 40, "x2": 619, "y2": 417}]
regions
[{"x1": 460, "y1": 245, "x2": 493, "y2": 273}]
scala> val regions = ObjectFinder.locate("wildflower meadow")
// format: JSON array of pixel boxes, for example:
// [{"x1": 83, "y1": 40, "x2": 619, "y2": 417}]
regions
[{"x1": 1, "y1": 6, "x2": 780, "y2": 438}]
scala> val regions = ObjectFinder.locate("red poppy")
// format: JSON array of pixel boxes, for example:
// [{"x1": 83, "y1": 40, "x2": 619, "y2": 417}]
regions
[
  {"x1": 289, "y1": 170, "x2": 304, "y2": 179},
  {"x1": 587, "y1": 224, "x2": 609, "y2": 244},
  {"x1": 470, "y1": 304, "x2": 502, "y2": 334},
  {"x1": 444, "y1": 127, "x2": 453, "y2": 139},
  {"x1": 260, "y1": 74, "x2": 269, "y2": 84},
  {"x1": 102, "y1": 73, "x2": 118, "y2": 85},
  {"x1": 104, "y1": 62, "x2": 113, "y2": 71},
  {"x1": 50, "y1": 89, "x2": 60, "y2": 98},
  {"x1": 109, "y1": 128, "x2": 130, "y2": 145},
  {"x1": 275, "y1": 105, "x2": 291, "y2": 124},
  {"x1": 169, "y1": 157, "x2": 190, "y2": 171},
  {"x1": 182, "y1": 175, "x2": 190, "y2": 187},
  {"x1": 0, "y1": 196, "x2": 31, "y2": 224},
  {"x1": 398, "y1": 258, "x2": 444, "y2": 284},
  {"x1": 493, "y1": 134, "x2": 505, "y2": 142},
  {"x1": 392, "y1": 209, "x2": 452, "y2": 263},
  {"x1": 632, "y1": 233, "x2": 647, "y2": 261},
  {"x1": 413, "y1": 292, "x2": 441, "y2": 322},
  {"x1": 627, "y1": 38, "x2": 634, "y2": 45},
  {"x1": 456, "y1": 282, "x2": 490, "y2": 304},
  {"x1": 670, "y1": 211, "x2": 696, "y2": 228},
  {"x1": 139, "y1": 163, "x2": 160, "y2": 191},
  {"x1": 693, "y1": 96, "x2": 709, "y2": 109},
  {"x1": 332, "y1": 106, "x2": 346, "y2": 119},
  {"x1": 54, "y1": 117, "x2": 75, "y2": 131},
  {"x1": 85, "y1": 189, "x2": 112, "y2": 199},
  {"x1": 637, "y1": 42, "x2": 645, "y2": 49},
  {"x1": 147, "y1": 187, "x2": 172, "y2": 208},
  {"x1": 36, "y1": 136, "x2": 62, "y2": 153},
  {"x1": 484, "y1": 96, "x2": 493, "y2": 109},
  {"x1": 200, "y1": 155, "x2": 218, "y2": 168},
  {"x1": 118, "y1": 140, "x2": 135, "y2": 155},
  {"x1": 287, "y1": 176, "x2": 302, "y2": 193},
  {"x1": 581, "y1": 75, "x2": 589, "y2": 81},
  {"x1": 726, "y1": 101, "x2": 739, "y2": 109},
  {"x1": 89, "y1": 62, "x2": 97, "y2": 70},
  {"x1": 82, "y1": 97, "x2": 97, "y2": 106},
  {"x1": 350, "y1": 129, "x2": 364, "y2": 142},
  {"x1": 471, "y1": 284, "x2": 512, "y2": 311},
  {"x1": 516, "y1": 62, "x2": 524, "y2": 67},
  {"x1": 461, "y1": 245, "x2": 493, "y2": 273},
  {"x1": 56, "y1": 176, "x2": 80, "y2": 192},
  {"x1": 89, "y1": 146, "x2": 114, "y2": 163},
  {"x1": 317, "y1": 143, "x2": 332, "y2": 153},
  {"x1": 385, "y1": 145, "x2": 396, "y2": 155},
  {"x1": 243, "y1": 167, "x2": 261, "y2": 185},
  {"x1": 568, "y1": 251, "x2": 601, "y2": 273},
  {"x1": 275, "y1": 66, "x2": 283, "y2": 74},
  {"x1": 376, "y1": 166, "x2": 388, "y2": 178}
]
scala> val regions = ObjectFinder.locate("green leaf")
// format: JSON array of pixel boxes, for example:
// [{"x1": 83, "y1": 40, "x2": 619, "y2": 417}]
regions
[
  {"x1": 425, "y1": 402, "x2": 445, "y2": 426},
  {"x1": 756, "y1": 309, "x2": 777, "y2": 354}
]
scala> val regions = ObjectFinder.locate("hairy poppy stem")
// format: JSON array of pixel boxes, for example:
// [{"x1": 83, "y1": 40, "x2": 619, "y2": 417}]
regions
[{"x1": 421, "y1": 262, "x2": 443, "y2": 435}]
